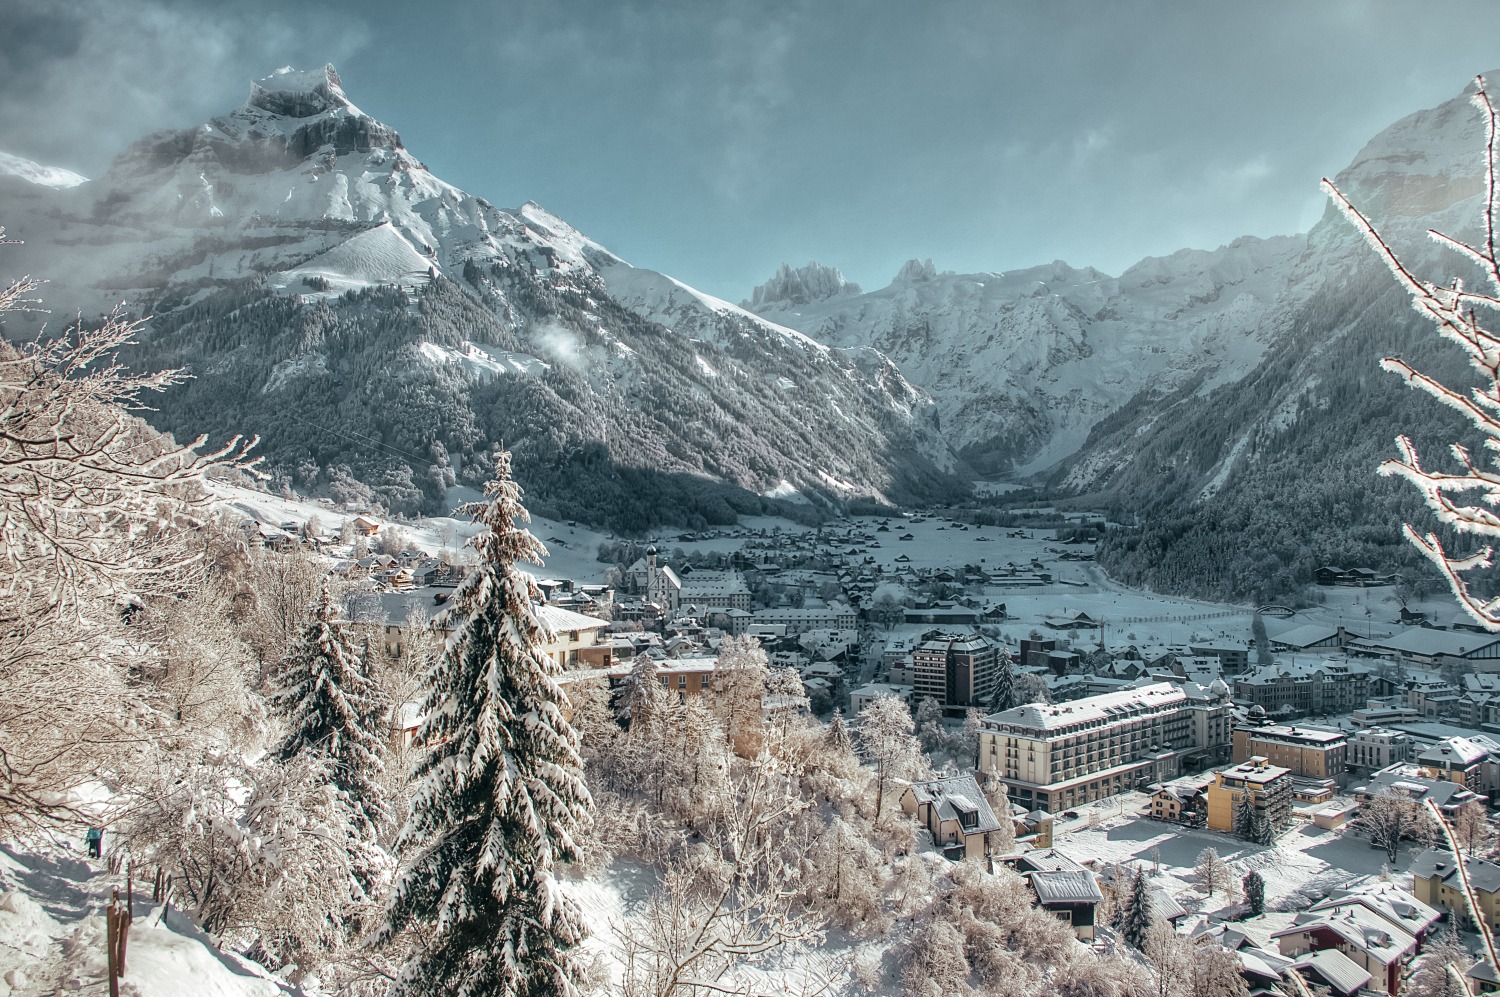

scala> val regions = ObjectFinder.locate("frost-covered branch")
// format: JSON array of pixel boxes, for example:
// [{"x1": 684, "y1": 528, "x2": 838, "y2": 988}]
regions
[{"x1": 1325, "y1": 75, "x2": 1500, "y2": 629}]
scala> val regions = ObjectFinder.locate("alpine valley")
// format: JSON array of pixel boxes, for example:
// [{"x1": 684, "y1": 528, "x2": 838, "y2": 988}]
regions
[{"x1": 0, "y1": 64, "x2": 1493, "y2": 598}]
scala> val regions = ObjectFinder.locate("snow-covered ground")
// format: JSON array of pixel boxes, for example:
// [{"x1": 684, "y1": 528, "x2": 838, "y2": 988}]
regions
[
  {"x1": 0, "y1": 840, "x2": 285, "y2": 996},
  {"x1": 1053, "y1": 798, "x2": 1415, "y2": 929},
  {"x1": 208, "y1": 479, "x2": 1465, "y2": 654}
]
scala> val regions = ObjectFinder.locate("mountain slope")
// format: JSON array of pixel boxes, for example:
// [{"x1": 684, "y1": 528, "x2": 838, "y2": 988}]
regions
[
  {"x1": 1058, "y1": 74, "x2": 1495, "y2": 601},
  {"x1": 746, "y1": 237, "x2": 1307, "y2": 477},
  {"x1": 0, "y1": 66, "x2": 960, "y2": 528}
]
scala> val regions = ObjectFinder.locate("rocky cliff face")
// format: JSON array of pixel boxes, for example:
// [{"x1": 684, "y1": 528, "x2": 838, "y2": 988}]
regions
[
  {"x1": 1060, "y1": 75, "x2": 1500, "y2": 600},
  {"x1": 743, "y1": 261, "x2": 862, "y2": 310}
]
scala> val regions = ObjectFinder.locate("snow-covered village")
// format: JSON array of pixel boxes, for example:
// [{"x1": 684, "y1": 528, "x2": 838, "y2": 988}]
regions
[{"x1": 15, "y1": 4, "x2": 1500, "y2": 997}]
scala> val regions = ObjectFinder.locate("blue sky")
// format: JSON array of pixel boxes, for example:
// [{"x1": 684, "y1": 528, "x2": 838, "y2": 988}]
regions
[{"x1": 5, "y1": 0, "x2": 1500, "y2": 300}]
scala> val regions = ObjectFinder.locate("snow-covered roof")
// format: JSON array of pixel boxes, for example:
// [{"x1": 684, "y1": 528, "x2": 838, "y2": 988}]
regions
[
  {"x1": 984, "y1": 682, "x2": 1186, "y2": 734},
  {"x1": 1291, "y1": 950, "x2": 1371, "y2": 996},
  {"x1": 1353, "y1": 628, "x2": 1500, "y2": 658},
  {"x1": 906, "y1": 773, "x2": 1001, "y2": 835},
  {"x1": 536, "y1": 604, "x2": 609, "y2": 634},
  {"x1": 1416, "y1": 735, "x2": 1491, "y2": 767},
  {"x1": 1269, "y1": 624, "x2": 1341, "y2": 649},
  {"x1": 1028, "y1": 870, "x2": 1103, "y2": 905}
]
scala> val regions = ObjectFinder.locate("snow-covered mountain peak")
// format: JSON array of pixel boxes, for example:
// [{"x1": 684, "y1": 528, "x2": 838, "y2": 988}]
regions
[
  {"x1": 743, "y1": 260, "x2": 862, "y2": 310},
  {"x1": 0, "y1": 150, "x2": 88, "y2": 189},
  {"x1": 247, "y1": 64, "x2": 355, "y2": 118},
  {"x1": 894, "y1": 258, "x2": 938, "y2": 283},
  {"x1": 1327, "y1": 71, "x2": 1500, "y2": 222}
]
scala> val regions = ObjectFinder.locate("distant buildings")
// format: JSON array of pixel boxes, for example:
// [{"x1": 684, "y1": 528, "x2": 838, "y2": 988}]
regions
[
  {"x1": 1348, "y1": 728, "x2": 1411, "y2": 774},
  {"x1": 1233, "y1": 659, "x2": 1370, "y2": 718},
  {"x1": 1232, "y1": 721, "x2": 1347, "y2": 780}
]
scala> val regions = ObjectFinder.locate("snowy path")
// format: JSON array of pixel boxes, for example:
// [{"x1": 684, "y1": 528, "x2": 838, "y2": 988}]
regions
[{"x1": 0, "y1": 841, "x2": 286, "y2": 997}]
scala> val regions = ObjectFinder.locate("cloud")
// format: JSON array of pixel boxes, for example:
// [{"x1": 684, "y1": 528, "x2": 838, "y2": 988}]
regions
[
  {"x1": 706, "y1": 8, "x2": 799, "y2": 203},
  {"x1": 533, "y1": 321, "x2": 587, "y2": 372},
  {"x1": 0, "y1": 0, "x2": 371, "y2": 174}
]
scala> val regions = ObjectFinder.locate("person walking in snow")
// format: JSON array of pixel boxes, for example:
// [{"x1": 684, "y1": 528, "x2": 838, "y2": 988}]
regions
[{"x1": 85, "y1": 826, "x2": 102, "y2": 859}]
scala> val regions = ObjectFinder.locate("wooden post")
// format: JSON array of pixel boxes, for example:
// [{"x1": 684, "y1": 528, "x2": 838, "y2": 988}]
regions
[
  {"x1": 103, "y1": 887, "x2": 131, "y2": 988},
  {"x1": 105, "y1": 892, "x2": 119, "y2": 997}
]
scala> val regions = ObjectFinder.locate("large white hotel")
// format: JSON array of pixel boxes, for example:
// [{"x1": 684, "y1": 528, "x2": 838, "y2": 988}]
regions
[{"x1": 979, "y1": 681, "x2": 1232, "y2": 812}]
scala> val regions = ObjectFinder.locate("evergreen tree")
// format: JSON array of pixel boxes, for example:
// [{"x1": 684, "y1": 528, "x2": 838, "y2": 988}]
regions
[
  {"x1": 825, "y1": 708, "x2": 852, "y2": 753},
  {"x1": 1121, "y1": 867, "x2": 1153, "y2": 950},
  {"x1": 1252, "y1": 613, "x2": 1271, "y2": 666},
  {"x1": 273, "y1": 580, "x2": 392, "y2": 899},
  {"x1": 383, "y1": 452, "x2": 592, "y2": 997},
  {"x1": 989, "y1": 646, "x2": 1015, "y2": 713},
  {"x1": 1232, "y1": 796, "x2": 1256, "y2": 841},
  {"x1": 1243, "y1": 870, "x2": 1265, "y2": 918}
]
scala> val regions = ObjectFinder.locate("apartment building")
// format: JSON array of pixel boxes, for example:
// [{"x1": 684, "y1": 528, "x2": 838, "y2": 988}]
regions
[
  {"x1": 751, "y1": 603, "x2": 858, "y2": 633},
  {"x1": 913, "y1": 631, "x2": 1000, "y2": 715},
  {"x1": 677, "y1": 570, "x2": 753, "y2": 611},
  {"x1": 979, "y1": 682, "x2": 1202, "y2": 812},
  {"x1": 1232, "y1": 722, "x2": 1348, "y2": 779},
  {"x1": 1349, "y1": 728, "x2": 1412, "y2": 773},
  {"x1": 1205, "y1": 756, "x2": 1293, "y2": 836},
  {"x1": 1233, "y1": 659, "x2": 1370, "y2": 717},
  {"x1": 1411, "y1": 848, "x2": 1500, "y2": 934}
]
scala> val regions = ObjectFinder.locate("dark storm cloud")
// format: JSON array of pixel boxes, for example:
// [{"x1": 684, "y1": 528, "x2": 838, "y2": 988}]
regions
[{"x1": 4, "y1": 0, "x2": 1500, "y2": 300}]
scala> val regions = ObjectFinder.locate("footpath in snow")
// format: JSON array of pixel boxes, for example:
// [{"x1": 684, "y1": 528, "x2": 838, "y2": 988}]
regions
[{"x1": 0, "y1": 840, "x2": 286, "y2": 997}]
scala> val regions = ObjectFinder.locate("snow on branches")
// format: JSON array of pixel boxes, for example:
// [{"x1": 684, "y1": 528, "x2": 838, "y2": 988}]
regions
[
  {"x1": 382, "y1": 450, "x2": 592, "y2": 997},
  {"x1": 1324, "y1": 77, "x2": 1500, "y2": 629},
  {"x1": 0, "y1": 230, "x2": 258, "y2": 613}
]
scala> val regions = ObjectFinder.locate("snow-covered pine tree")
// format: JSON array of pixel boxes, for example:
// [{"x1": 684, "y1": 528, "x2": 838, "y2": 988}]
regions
[
  {"x1": 383, "y1": 451, "x2": 591, "y2": 997},
  {"x1": 1121, "y1": 867, "x2": 1153, "y2": 950},
  {"x1": 1232, "y1": 795, "x2": 1256, "y2": 841},
  {"x1": 989, "y1": 645, "x2": 1015, "y2": 713},
  {"x1": 826, "y1": 708, "x2": 853, "y2": 753},
  {"x1": 1243, "y1": 870, "x2": 1265, "y2": 918},
  {"x1": 273, "y1": 580, "x2": 392, "y2": 900}
]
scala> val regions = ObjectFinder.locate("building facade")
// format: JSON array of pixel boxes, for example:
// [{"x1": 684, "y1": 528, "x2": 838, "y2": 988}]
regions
[
  {"x1": 913, "y1": 632, "x2": 999, "y2": 715},
  {"x1": 1232, "y1": 723, "x2": 1348, "y2": 779},
  {"x1": 1349, "y1": 728, "x2": 1412, "y2": 773},
  {"x1": 979, "y1": 683, "x2": 1196, "y2": 812},
  {"x1": 1233, "y1": 659, "x2": 1370, "y2": 718},
  {"x1": 1205, "y1": 756, "x2": 1293, "y2": 836}
]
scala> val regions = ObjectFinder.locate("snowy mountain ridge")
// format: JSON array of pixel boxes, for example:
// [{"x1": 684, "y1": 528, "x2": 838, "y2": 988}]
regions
[
  {"x1": 0, "y1": 66, "x2": 959, "y2": 526},
  {"x1": 747, "y1": 234, "x2": 1308, "y2": 477}
]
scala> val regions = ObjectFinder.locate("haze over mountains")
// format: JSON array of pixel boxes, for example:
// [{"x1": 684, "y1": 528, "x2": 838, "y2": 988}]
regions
[{"x1": 0, "y1": 64, "x2": 1492, "y2": 594}]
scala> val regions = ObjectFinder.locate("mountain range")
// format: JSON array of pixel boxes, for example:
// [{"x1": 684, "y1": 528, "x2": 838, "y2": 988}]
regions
[{"x1": 0, "y1": 63, "x2": 1492, "y2": 596}]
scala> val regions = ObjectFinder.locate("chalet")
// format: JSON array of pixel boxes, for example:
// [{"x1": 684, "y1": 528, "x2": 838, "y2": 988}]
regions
[
  {"x1": 1316, "y1": 566, "x2": 1391, "y2": 587},
  {"x1": 1149, "y1": 780, "x2": 1208, "y2": 825},
  {"x1": 351, "y1": 515, "x2": 381, "y2": 536},
  {"x1": 900, "y1": 773, "x2": 1003, "y2": 861},
  {"x1": 1006, "y1": 850, "x2": 1103, "y2": 940}
]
